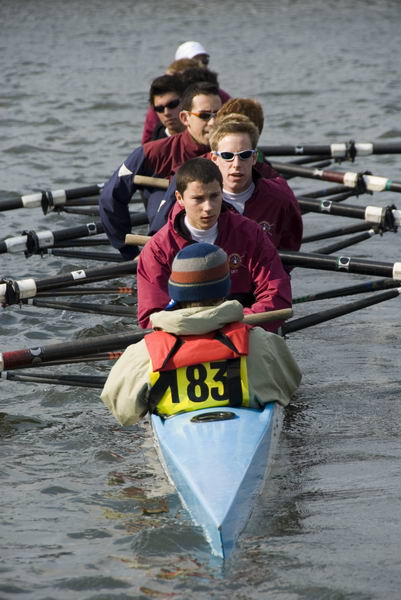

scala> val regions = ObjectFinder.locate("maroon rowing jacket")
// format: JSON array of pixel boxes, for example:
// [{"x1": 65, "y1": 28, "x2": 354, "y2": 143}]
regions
[
  {"x1": 143, "y1": 128, "x2": 210, "y2": 179},
  {"x1": 137, "y1": 204, "x2": 292, "y2": 332},
  {"x1": 240, "y1": 173, "x2": 303, "y2": 252}
]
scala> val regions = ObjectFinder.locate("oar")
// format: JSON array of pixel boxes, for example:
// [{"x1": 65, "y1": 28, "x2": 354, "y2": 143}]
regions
[
  {"x1": 280, "y1": 250, "x2": 401, "y2": 279},
  {"x1": 270, "y1": 162, "x2": 401, "y2": 193},
  {"x1": 0, "y1": 371, "x2": 106, "y2": 388},
  {"x1": 260, "y1": 141, "x2": 401, "y2": 159},
  {"x1": 300, "y1": 189, "x2": 361, "y2": 216},
  {"x1": 0, "y1": 212, "x2": 148, "y2": 255},
  {"x1": 293, "y1": 278, "x2": 400, "y2": 304},
  {"x1": 0, "y1": 176, "x2": 168, "y2": 213},
  {"x1": 52, "y1": 239, "x2": 111, "y2": 248},
  {"x1": 301, "y1": 184, "x2": 353, "y2": 198},
  {"x1": 297, "y1": 197, "x2": 401, "y2": 228},
  {"x1": 0, "y1": 261, "x2": 137, "y2": 306},
  {"x1": 36, "y1": 286, "x2": 134, "y2": 297},
  {"x1": 283, "y1": 287, "x2": 401, "y2": 334},
  {"x1": 21, "y1": 298, "x2": 134, "y2": 317},
  {"x1": 315, "y1": 229, "x2": 378, "y2": 255},
  {"x1": 11, "y1": 352, "x2": 123, "y2": 369},
  {"x1": 46, "y1": 249, "x2": 125, "y2": 262},
  {"x1": 61, "y1": 207, "x2": 101, "y2": 216},
  {"x1": 0, "y1": 183, "x2": 104, "y2": 212},
  {"x1": 0, "y1": 308, "x2": 293, "y2": 371},
  {"x1": 302, "y1": 222, "x2": 372, "y2": 243},
  {"x1": 125, "y1": 234, "x2": 401, "y2": 280}
]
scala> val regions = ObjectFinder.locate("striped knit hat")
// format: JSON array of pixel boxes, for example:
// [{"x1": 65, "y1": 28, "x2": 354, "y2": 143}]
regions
[{"x1": 168, "y1": 243, "x2": 230, "y2": 303}]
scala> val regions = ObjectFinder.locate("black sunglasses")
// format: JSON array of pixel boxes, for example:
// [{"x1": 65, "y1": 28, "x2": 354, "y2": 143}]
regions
[
  {"x1": 154, "y1": 98, "x2": 180, "y2": 113},
  {"x1": 188, "y1": 110, "x2": 218, "y2": 121}
]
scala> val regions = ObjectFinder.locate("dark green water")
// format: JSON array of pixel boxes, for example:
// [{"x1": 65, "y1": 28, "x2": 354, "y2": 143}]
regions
[{"x1": 1, "y1": 1, "x2": 401, "y2": 598}]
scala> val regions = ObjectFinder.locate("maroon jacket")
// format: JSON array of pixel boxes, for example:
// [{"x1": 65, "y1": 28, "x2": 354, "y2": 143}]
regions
[
  {"x1": 240, "y1": 173, "x2": 303, "y2": 252},
  {"x1": 143, "y1": 128, "x2": 210, "y2": 179},
  {"x1": 137, "y1": 204, "x2": 292, "y2": 332}
]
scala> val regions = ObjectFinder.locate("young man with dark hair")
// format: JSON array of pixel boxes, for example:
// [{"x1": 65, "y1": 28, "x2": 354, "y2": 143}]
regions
[
  {"x1": 136, "y1": 158, "x2": 292, "y2": 334},
  {"x1": 99, "y1": 81, "x2": 222, "y2": 260},
  {"x1": 148, "y1": 74, "x2": 184, "y2": 140},
  {"x1": 101, "y1": 242, "x2": 301, "y2": 426}
]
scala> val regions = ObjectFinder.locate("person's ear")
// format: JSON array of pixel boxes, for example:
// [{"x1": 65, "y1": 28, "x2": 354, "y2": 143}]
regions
[
  {"x1": 211, "y1": 151, "x2": 218, "y2": 164},
  {"x1": 179, "y1": 110, "x2": 190, "y2": 127},
  {"x1": 175, "y1": 189, "x2": 185, "y2": 207}
]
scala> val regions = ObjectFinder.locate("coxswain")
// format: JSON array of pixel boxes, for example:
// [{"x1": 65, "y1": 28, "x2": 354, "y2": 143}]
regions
[{"x1": 101, "y1": 242, "x2": 301, "y2": 426}]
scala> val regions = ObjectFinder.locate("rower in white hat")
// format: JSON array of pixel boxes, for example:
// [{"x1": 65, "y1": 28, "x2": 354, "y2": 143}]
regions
[{"x1": 175, "y1": 41, "x2": 210, "y2": 66}]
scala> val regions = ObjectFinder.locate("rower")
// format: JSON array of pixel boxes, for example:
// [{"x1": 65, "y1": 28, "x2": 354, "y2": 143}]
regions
[
  {"x1": 100, "y1": 242, "x2": 301, "y2": 426},
  {"x1": 147, "y1": 74, "x2": 185, "y2": 141},
  {"x1": 136, "y1": 157, "x2": 292, "y2": 332},
  {"x1": 147, "y1": 111, "x2": 303, "y2": 256},
  {"x1": 141, "y1": 41, "x2": 231, "y2": 144},
  {"x1": 99, "y1": 81, "x2": 222, "y2": 260},
  {"x1": 210, "y1": 117, "x2": 303, "y2": 254}
]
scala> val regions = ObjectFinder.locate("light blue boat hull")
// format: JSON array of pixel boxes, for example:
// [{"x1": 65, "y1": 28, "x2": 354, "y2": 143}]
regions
[{"x1": 151, "y1": 403, "x2": 282, "y2": 558}]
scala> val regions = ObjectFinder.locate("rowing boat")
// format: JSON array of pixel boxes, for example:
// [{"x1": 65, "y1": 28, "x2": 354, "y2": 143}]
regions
[{"x1": 151, "y1": 402, "x2": 283, "y2": 558}]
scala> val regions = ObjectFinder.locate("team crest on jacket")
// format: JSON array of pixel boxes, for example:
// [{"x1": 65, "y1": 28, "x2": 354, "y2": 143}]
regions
[
  {"x1": 259, "y1": 221, "x2": 274, "y2": 235},
  {"x1": 228, "y1": 253, "x2": 242, "y2": 271}
]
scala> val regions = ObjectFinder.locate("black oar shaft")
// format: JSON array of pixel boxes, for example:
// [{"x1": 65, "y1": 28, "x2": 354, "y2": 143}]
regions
[
  {"x1": 260, "y1": 142, "x2": 401, "y2": 158},
  {"x1": 48, "y1": 249, "x2": 125, "y2": 262},
  {"x1": 36, "y1": 286, "x2": 133, "y2": 296},
  {"x1": 301, "y1": 185, "x2": 350, "y2": 198},
  {"x1": 283, "y1": 288, "x2": 400, "y2": 334},
  {"x1": 302, "y1": 222, "x2": 371, "y2": 243},
  {"x1": 279, "y1": 250, "x2": 401, "y2": 279},
  {"x1": 0, "y1": 329, "x2": 150, "y2": 370},
  {"x1": 0, "y1": 212, "x2": 147, "y2": 255},
  {"x1": 293, "y1": 278, "x2": 400, "y2": 303},
  {"x1": 1, "y1": 371, "x2": 106, "y2": 388},
  {"x1": 24, "y1": 298, "x2": 133, "y2": 317},
  {"x1": 0, "y1": 261, "x2": 137, "y2": 306},
  {"x1": 0, "y1": 184, "x2": 104, "y2": 212},
  {"x1": 316, "y1": 230, "x2": 376, "y2": 255}
]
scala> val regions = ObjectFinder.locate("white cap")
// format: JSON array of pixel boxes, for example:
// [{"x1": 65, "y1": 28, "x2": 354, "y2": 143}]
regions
[{"x1": 175, "y1": 41, "x2": 209, "y2": 60}]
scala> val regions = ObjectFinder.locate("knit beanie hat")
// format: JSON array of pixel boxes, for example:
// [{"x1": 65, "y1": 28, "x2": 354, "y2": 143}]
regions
[
  {"x1": 175, "y1": 41, "x2": 209, "y2": 61},
  {"x1": 168, "y1": 243, "x2": 230, "y2": 304}
]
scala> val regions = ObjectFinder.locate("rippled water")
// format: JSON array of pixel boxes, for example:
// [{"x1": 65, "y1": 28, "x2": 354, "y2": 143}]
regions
[{"x1": 1, "y1": 1, "x2": 401, "y2": 598}]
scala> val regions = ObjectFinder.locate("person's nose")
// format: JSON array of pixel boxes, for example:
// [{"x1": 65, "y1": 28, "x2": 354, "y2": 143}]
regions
[{"x1": 203, "y1": 200, "x2": 213, "y2": 212}]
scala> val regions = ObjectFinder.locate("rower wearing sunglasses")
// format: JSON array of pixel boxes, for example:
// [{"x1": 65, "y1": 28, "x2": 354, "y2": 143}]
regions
[
  {"x1": 146, "y1": 112, "x2": 302, "y2": 258},
  {"x1": 148, "y1": 74, "x2": 185, "y2": 141},
  {"x1": 99, "y1": 81, "x2": 222, "y2": 260},
  {"x1": 209, "y1": 118, "x2": 303, "y2": 256}
]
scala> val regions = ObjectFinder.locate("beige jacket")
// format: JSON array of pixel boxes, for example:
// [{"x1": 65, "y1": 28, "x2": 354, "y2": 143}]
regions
[{"x1": 100, "y1": 300, "x2": 302, "y2": 426}]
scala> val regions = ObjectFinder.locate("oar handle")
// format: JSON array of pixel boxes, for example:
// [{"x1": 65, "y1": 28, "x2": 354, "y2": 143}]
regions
[
  {"x1": 125, "y1": 234, "x2": 151, "y2": 246},
  {"x1": 243, "y1": 308, "x2": 293, "y2": 324},
  {"x1": 133, "y1": 175, "x2": 169, "y2": 189}
]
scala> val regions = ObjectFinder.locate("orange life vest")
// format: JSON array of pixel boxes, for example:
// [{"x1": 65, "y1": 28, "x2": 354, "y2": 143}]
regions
[{"x1": 145, "y1": 322, "x2": 251, "y2": 416}]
